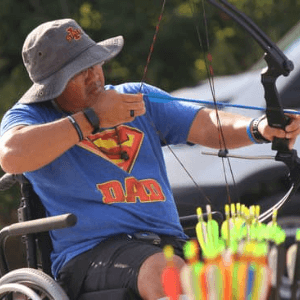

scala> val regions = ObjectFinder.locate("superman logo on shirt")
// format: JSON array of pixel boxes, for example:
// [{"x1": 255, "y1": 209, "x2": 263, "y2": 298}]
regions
[{"x1": 78, "y1": 125, "x2": 144, "y2": 173}]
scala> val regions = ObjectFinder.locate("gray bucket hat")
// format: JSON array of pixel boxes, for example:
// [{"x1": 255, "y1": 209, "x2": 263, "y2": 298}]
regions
[{"x1": 19, "y1": 18, "x2": 124, "y2": 104}]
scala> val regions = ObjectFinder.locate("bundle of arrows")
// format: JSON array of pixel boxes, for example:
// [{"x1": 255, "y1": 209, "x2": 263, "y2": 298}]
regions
[{"x1": 161, "y1": 204, "x2": 300, "y2": 300}]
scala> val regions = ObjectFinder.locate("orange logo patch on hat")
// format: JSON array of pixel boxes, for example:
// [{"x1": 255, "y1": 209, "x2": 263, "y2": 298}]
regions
[
  {"x1": 79, "y1": 125, "x2": 144, "y2": 173},
  {"x1": 66, "y1": 27, "x2": 82, "y2": 41}
]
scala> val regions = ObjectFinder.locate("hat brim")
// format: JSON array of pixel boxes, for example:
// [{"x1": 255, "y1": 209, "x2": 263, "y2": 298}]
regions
[{"x1": 19, "y1": 35, "x2": 124, "y2": 104}]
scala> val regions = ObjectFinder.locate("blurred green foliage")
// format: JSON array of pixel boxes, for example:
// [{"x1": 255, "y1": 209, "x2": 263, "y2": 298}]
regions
[{"x1": 0, "y1": 0, "x2": 300, "y2": 225}]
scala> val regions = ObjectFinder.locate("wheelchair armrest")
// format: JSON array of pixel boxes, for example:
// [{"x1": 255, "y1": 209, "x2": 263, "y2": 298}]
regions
[
  {"x1": 0, "y1": 213, "x2": 77, "y2": 276},
  {"x1": 0, "y1": 213, "x2": 77, "y2": 237}
]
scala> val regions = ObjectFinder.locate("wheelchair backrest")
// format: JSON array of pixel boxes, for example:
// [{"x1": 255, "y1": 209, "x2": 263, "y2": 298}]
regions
[{"x1": 0, "y1": 173, "x2": 53, "y2": 276}]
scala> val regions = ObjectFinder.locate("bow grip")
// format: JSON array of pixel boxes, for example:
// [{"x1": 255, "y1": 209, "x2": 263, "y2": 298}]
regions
[
  {"x1": 270, "y1": 114, "x2": 291, "y2": 152},
  {"x1": 262, "y1": 69, "x2": 291, "y2": 152}
]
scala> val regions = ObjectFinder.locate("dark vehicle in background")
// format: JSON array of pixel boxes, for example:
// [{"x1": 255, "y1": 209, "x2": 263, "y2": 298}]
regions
[{"x1": 165, "y1": 22, "x2": 300, "y2": 299}]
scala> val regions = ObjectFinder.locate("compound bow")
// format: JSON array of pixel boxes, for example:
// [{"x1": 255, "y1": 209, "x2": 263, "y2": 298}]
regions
[
  {"x1": 200, "y1": 0, "x2": 300, "y2": 222},
  {"x1": 142, "y1": 0, "x2": 300, "y2": 222}
]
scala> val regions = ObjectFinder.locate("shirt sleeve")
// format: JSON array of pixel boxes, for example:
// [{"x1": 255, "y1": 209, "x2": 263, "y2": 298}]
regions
[
  {"x1": 141, "y1": 84, "x2": 202, "y2": 145},
  {"x1": 1, "y1": 102, "x2": 59, "y2": 136},
  {"x1": 105, "y1": 82, "x2": 203, "y2": 145},
  {"x1": 104, "y1": 82, "x2": 203, "y2": 145}
]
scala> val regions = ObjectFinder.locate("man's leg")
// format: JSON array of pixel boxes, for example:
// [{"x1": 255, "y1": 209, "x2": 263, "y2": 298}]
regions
[
  {"x1": 58, "y1": 235, "x2": 187, "y2": 300},
  {"x1": 137, "y1": 252, "x2": 185, "y2": 300}
]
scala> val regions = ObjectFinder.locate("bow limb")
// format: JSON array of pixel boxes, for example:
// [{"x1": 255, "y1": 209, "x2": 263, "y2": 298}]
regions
[{"x1": 205, "y1": 0, "x2": 294, "y2": 136}]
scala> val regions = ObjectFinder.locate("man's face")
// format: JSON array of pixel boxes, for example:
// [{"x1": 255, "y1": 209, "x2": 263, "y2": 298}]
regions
[{"x1": 56, "y1": 63, "x2": 105, "y2": 112}]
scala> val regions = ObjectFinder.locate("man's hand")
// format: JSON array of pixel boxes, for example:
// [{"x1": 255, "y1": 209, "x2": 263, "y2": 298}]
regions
[
  {"x1": 258, "y1": 113, "x2": 300, "y2": 149},
  {"x1": 91, "y1": 90, "x2": 146, "y2": 128}
]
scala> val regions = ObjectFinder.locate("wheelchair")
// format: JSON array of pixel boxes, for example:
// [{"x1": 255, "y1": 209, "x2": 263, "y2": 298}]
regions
[{"x1": 0, "y1": 173, "x2": 223, "y2": 300}]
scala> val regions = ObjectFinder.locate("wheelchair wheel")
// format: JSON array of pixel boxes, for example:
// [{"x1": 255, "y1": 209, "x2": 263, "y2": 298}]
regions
[
  {"x1": 0, "y1": 268, "x2": 68, "y2": 300},
  {"x1": 0, "y1": 283, "x2": 42, "y2": 299}
]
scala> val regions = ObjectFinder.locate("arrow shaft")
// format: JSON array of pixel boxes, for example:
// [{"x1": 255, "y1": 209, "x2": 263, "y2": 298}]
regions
[{"x1": 145, "y1": 93, "x2": 300, "y2": 115}]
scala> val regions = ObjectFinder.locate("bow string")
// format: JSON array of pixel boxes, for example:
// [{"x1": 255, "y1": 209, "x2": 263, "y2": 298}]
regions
[{"x1": 137, "y1": 0, "x2": 222, "y2": 206}]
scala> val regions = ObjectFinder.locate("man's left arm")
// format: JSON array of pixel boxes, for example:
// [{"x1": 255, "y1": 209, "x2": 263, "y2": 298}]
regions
[{"x1": 187, "y1": 108, "x2": 300, "y2": 150}]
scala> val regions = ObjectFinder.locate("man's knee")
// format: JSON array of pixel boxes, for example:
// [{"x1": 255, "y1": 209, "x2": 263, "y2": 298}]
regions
[{"x1": 137, "y1": 252, "x2": 185, "y2": 300}]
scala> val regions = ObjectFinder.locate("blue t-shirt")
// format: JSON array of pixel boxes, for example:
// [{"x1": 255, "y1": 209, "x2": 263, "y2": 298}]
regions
[{"x1": 1, "y1": 83, "x2": 200, "y2": 277}]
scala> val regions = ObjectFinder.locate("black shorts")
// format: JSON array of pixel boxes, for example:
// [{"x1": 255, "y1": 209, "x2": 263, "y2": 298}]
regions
[{"x1": 57, "y1": 234, "x2": 187, "y2": 299}]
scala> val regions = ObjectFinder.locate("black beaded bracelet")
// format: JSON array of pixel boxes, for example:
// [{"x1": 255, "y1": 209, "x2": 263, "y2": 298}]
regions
[
  {"x1": 68, "y1": 115, "x2": 84, "y2": 141},
  {"x1": 83, "y1": 108, "x2": 100, "y2": 134}
]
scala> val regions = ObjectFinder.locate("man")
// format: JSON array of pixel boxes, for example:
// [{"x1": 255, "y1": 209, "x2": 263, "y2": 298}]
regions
[{"x1": 0, "y1": 19, "x2": 299, "y2": 300}]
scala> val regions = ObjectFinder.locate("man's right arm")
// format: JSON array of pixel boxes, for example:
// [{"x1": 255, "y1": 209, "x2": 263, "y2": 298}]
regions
[
  {"x1": 0, "y1": 91, "x2": 146, "y2": 174},
  {"x1": 0, "y1": 111, "x2": 94, "y2": 174}
]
